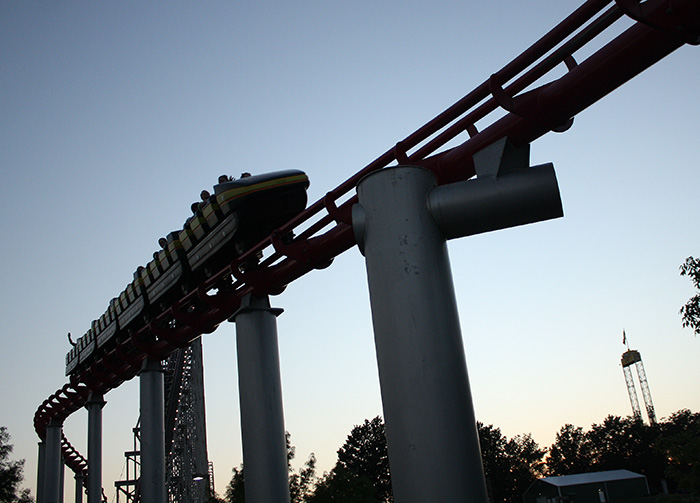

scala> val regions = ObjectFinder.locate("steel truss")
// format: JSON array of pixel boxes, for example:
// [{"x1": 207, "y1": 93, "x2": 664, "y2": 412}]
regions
[
  {"x1": 164, "y1": 338, "x2": 211, "y2": 503},
  {"x1": 115, "y1": 337, "x2": 212, "y2": 503},
  {"x1": 621, "y1": 349, "x2": 657, "y2": 424}
]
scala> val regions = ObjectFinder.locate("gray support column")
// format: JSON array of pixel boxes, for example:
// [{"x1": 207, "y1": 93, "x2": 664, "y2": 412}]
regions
[
  {"x1": 43, "y1": 420, "x2": 64, "y2": 503},
  {"x1": 74, "y1": 473, "x2": 84, "y2": 503},
  {"x1": 60, "y1": 460, "x2": 65, "y2": 502},
  {"x1": 37, "y1": 441, "x2": 46, "y2": 503},
  {"x1": 353, "y1": 166, "x2": 488, "y2": 503},
  {"x1": 85, "y1": 392, "x2": 105, "y2": 503},
  {"x1": 232, "y1": 294, "x2": 290, "y2": 503},
  {"x1": 140, "y1": 358, "x2": 166, "y2": 503}
]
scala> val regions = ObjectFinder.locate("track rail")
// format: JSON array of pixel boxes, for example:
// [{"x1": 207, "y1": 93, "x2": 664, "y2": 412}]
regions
[{"x1": 34, "y1": 0, "x2": 699, "y2": 483}]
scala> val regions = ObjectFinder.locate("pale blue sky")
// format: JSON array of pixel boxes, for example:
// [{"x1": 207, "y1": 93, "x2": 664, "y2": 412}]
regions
[{"x1": 1, "y1": 1, "x2": 699, "y2": 501}]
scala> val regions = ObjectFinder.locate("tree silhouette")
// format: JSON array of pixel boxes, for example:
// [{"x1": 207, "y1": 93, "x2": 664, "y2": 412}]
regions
[
  {"x1": 0, "y1": 427, "x2": 32, "y2": 503},
  {"x1": 679, "y1": 256, "x2": 700, "y2": 335},
  {"x1": 225, "y1": 410, "x2": 700, "y2": 501},
  {"x1": 224, "y1": 432, "x2": 316, "y2": 503},
  {"x1": 586, "y1": 415, "x2": 664, "y2": 486},
  {"x1": 547, "y1": 414, "x2": 685, "y2": 495},
  {"x1": 657, "y1": 409, "x2": 700, "y2": 495},
  {"x1": 477, "y1": 423, "x2": 545, "y2": 503},
  {"x1": 546, "y1": 424, "x2": 592, "y2": 475},
  {"x1": 308, "y1": 416, "x2": 392, "y2": 503}
]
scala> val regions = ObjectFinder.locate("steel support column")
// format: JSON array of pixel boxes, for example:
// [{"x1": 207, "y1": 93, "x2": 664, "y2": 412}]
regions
[
  {"x1": 60, "y1": 460, "x2": 65, "y2": 503},
  {"x1": 44, "y1": 420, "x2": 64, "y2": 503},
  {"x1": 140, "y1": 358, "x2": 166, "y2": 503},
  {"x1": 86, "y1": 392, "x2": 105, "y2": 503},
  {"x1": 74, "y1": 473, "x2": 84, "y2": 503},
  {"x1": 353, "y1": 166, "x2": 488, "y2": 503},
  {"x1": 37, "y1": 441, "x2": 46, "y2": 503},
  {"x1": 231, "y1": 294, "x2": 290, "y2": 503}
]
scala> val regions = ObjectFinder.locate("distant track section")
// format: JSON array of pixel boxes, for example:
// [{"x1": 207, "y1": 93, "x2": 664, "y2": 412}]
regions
[{"x1": 34, "y1": 0, "x2": 699, "y2": 486}]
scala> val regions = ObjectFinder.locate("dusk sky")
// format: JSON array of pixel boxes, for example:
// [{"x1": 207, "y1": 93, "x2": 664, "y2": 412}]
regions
[{"x1": 1, "y1": 1, "x2": 699, "y2": 501}]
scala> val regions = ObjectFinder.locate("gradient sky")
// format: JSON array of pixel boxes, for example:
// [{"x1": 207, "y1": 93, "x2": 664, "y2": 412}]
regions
[{"x1": 1, "y1": 1, "x2": 699, "y2": 501}]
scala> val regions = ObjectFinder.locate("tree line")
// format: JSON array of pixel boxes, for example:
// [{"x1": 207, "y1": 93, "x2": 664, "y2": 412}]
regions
[
  {"x1": 0, "y1": 427, "x2": 32, "y2": 503},
  {"x1": 221, "y1": 409, "x2": 700, "y2": 503}
]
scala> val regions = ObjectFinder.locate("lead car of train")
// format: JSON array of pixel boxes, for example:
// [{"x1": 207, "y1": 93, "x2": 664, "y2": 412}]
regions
[{"x1": 65, "y1": 170, "x2": 310, "y2": 376}]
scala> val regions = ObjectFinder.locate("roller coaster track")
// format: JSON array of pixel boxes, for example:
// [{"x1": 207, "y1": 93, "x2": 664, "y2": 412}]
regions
[{"x1": 33, "y1": 0, "x2": 700, "y2": 486}]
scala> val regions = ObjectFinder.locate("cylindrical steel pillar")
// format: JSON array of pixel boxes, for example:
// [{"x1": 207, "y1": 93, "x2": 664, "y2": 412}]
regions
[
  {"x1": 232, "y1": 293, "x2": 290, "y2": 503},
  {"x1": 86, "y1": 392, "x2": 105, "y2": 503},
  {"x1": 353, "y1": 166, "x2": 488, "y2": 503},
  {"x1": 37, "y1": 441, "x2": 46, "y2": 503},
  {"x1": 60, "y1": 461, "x2": 65, "y2": 503},
  {"x1": 43, "y1": 420, "x2": 64, "y2": 503},
  {"x1": 75, "y1": 473, "x2": 84, "y2": 503},
  {"x1": 140, "y1": 358, "x2": 166, "y2": 503}
]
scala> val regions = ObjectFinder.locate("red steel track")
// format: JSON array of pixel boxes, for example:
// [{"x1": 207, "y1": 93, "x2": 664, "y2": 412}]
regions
[{"x1": 34, "y1": 0, "x2": 699, "y2": 480}]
